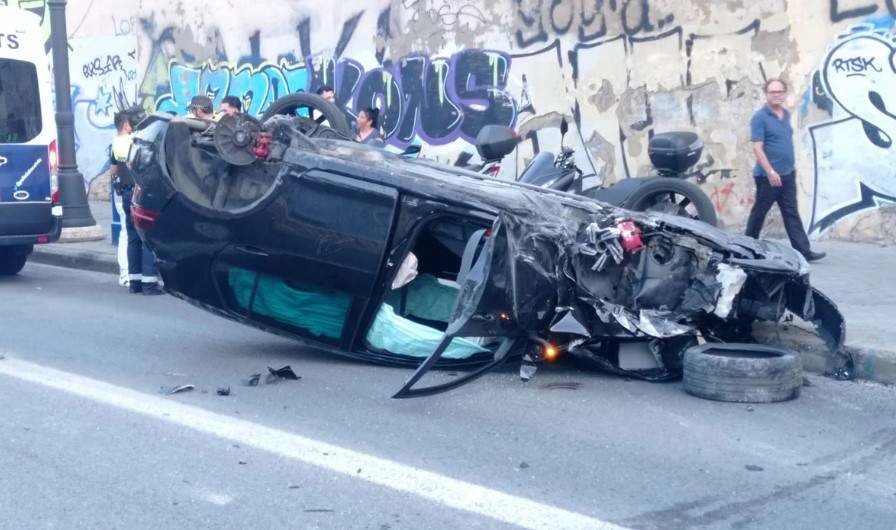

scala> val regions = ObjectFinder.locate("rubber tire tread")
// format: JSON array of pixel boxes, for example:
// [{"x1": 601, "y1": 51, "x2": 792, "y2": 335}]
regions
[
  {"x1": 683, "y1": 345, "x2": 802, "y2": 403},
  {"x1": 0, "y1": 248, "x2": 28, "y2": 275},
  {"x1": 626, "y1": 178, "x2": 718, "y2": 226},
  {"x1": 260, "y1": 93, "x2": 352, "y2": 138}
]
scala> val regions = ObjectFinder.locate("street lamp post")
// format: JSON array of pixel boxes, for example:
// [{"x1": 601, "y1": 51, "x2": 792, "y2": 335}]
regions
[{"x1": 47, "y1": 0, "x2": 100, "y2": 233}]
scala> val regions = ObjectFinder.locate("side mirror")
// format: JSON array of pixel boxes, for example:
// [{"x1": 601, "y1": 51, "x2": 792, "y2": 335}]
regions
[
  {"x1": 560, "y1": 117, "x2": 569, "y2": 137},
  {"x1": 475, "y1": 125, "x2": 519, "y2": 162}
]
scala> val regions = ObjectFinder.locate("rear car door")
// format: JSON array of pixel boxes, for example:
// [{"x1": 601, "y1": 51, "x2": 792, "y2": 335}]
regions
[{"x1": 214, "y1": 170, "x2": 399, "y2": 350}]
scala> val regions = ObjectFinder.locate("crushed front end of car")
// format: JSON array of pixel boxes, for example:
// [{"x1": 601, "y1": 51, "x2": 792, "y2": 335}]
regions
[{"x1": 393, "y1": 194, "x2": 850, "y2": 397}]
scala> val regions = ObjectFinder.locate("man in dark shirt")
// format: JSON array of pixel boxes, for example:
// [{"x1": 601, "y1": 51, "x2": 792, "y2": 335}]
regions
[{"x1": 745, "y1": 78, "x2": 825, "y2": 262}]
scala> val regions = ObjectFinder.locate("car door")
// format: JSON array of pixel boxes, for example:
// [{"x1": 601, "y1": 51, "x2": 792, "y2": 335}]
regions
[{"x1": 213, "y1": 169, "x2": 399, "y2": 350}]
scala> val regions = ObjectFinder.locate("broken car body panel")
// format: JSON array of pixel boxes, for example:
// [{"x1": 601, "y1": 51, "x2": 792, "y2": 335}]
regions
[{"x1": 128, "y1": 112, "x2": 850, "y2": 396}]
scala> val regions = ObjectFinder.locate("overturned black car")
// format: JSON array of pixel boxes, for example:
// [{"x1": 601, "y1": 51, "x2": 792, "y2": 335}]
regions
[{"x1": 127, "y1": 96, "x2": 849, "y2": 398}]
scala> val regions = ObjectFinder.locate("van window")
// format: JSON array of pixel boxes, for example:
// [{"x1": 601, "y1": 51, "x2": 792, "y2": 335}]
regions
[{"x1": 0, "y1": 58, "x2": 42, "y2": 143}]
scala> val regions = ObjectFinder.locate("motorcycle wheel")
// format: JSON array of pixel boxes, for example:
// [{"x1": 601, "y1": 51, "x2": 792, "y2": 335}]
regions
[
  {"x1": 626, "y1": 178, "x2": 718, "y2": 226},
  {"x1": 260, "y1": 93, "x2": 353, "y2": 139}
]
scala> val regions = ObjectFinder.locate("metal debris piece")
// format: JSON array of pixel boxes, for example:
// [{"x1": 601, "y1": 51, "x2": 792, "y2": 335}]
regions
[
  {"x1": 539, "y1": 382, "x2": 582, "y2": 391},
  {"x1": 714, "y1": 264, "x2": 748, "y2": 318},
  {"x1": 165, "y1": 384, "x2": 195, "y2": 395},
  {"x1": 217, "y1": 387, "x2": 231, "y2": 396},
  {"x1": 244, "y1": 373, "x2": 261, "y2": 386},
  {"x1": 519, "y1": 354, "x2": 538, "y2": 382},
  {"x1": 745, "y1": 465, "x2": 764, "y2": 472},
  {"x1": 266, "y1": 365, "x2": 301, "y2": 383},
  {"x1": 582, "y1": 222, "x2": 625, "y2": 272},
  {"x1": 550, "y1": 310, "x2": 590, "y2": 336}
]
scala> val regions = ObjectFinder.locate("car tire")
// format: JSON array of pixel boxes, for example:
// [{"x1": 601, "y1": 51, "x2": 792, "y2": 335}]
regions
[
  {"x1": 0, "y1": 245, "x2": 31, "y2": 276},
  {"x1": 683, "y1": 343, "x2": 803, "y2": 403},
  {"x1": 261, "y1": 93, "x2": 352, "y2": 138},
  {"x1": 626, "y1": 178, "x2": 718, "y2": 226}
]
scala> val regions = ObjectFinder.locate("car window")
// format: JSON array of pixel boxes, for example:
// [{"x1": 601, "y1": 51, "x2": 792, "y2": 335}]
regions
[
  {"x1": 225, "y1": 266, "x2": 351, "y2": 342},
  {"x1": 0, "y1": 59, "x2": 42, "y2": 144}
]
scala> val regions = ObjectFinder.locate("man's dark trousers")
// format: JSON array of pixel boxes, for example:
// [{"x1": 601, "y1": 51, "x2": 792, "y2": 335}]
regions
[
  {"x1": 745, "y1": 171, "x2": 811, "y2": 256},
  {"x1": 121, "y1": 188, "x2": 158, "y2": 281}
]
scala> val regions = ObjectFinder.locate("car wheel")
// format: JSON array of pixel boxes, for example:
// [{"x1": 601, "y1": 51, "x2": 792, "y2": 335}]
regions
[
  {"x1": 261, "y1": 93, "x2": 352, "y2": 138},
  {"x1": 0, "y1": 245, "x2": 31, "y2": 276},
  {"x1": 626, "y1": 178, "x2": 718, "y2": 226},
  {"x1": 683, "y1": 343, "x2": 803, "y2": 403}
]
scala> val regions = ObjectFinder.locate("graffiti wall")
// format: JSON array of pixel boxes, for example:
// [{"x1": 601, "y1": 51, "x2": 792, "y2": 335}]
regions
[
  {"x1": 69, "y1": 36, "x2": 139, "y2": 180},
  {"x1": 57, "y1": 0, "x2": 896, "y2": 241},
  {"x1": 805, "y1": 17, "x2": 896, "y2": 239}
]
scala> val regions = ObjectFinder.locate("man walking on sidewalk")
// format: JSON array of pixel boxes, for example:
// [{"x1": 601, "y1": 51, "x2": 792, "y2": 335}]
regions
[{"x1": 745, "y1": 78, "x2": 825, "y2": 262}]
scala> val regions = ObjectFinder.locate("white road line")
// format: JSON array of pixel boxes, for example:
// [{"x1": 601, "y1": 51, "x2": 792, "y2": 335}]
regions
[{"x1": 0, "y1": 356, "x2": 626, "y2": 530}]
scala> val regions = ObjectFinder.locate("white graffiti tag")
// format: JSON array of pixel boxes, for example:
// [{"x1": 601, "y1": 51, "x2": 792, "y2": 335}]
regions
[
  {"x1": 0, "y1": 155, "x2": 7, "y2": 167},
  {"x1": 822, "y1": 32, "x2": 896, "y2": 187},
  {"x1": 808, "y1": 27, "x2": 896, "y2": 235}
]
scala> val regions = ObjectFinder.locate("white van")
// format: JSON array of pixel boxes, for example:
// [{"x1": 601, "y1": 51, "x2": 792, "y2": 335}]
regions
[{"x1": 0, "y1": 5, "x2": 61, "y2": 275}]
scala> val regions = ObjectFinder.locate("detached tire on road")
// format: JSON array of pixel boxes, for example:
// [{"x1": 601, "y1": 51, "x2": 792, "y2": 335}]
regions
[{"x1": 683, "y1": 344, "x2": 803, "y2": 403}]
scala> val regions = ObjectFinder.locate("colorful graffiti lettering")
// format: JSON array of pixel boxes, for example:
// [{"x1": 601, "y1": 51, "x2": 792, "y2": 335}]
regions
[{"x1": 156, "y1": 49, "x2": 517, "y2": 147}]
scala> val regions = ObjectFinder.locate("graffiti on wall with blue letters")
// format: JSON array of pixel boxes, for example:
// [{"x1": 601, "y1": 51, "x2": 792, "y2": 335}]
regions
[{"x1": 155, "y1": 49, "x2": 517, "y2": 147}]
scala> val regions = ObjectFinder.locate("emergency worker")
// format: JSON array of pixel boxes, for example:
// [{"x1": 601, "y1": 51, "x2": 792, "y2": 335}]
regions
[{"x1": 111, "y1": 111, "x2": 163, "y2": 295}]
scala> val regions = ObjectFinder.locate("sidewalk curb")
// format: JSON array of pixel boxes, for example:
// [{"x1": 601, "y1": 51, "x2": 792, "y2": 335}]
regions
[
  {"x1": 27, "y1": 244, "x2": 896, "y2": 387},
  {"x1": 30, "y1": 245, "x2": 119, "y2": 275},
  {"x1": 790, "y1": 340, "x2": 896, "y2": 387}
]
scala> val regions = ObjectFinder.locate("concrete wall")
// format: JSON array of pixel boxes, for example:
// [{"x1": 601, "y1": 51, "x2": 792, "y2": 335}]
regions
[{"x1": 33, "y1": 0, "x2": 896, "y2": 242}]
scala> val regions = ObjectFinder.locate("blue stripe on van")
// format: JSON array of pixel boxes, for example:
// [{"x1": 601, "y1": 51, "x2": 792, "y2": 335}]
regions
[{"x1": 0, "y1": 145, "x2": 51, "y2": 203}]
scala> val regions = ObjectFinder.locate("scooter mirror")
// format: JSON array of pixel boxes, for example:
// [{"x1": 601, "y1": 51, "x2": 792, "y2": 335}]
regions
[{"x1": 560, "y1": 117, "x2": 569, "y2": 137}]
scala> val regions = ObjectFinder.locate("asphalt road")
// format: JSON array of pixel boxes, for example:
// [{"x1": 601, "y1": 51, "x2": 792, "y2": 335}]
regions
[{"x1": 1, "y1": 263, "x2": 895, "y2": 530}]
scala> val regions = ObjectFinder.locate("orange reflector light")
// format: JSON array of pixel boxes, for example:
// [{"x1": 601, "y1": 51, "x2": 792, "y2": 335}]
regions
[{"x1": 544, "y1": 344, "x2": 559, "y2": 362}]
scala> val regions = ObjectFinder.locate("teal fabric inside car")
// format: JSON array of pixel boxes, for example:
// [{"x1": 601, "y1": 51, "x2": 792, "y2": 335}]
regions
[
  {"x1": 369, "y1": 273, "x2": 487, "y2": 359},
  {"x1": 228, "y1": 268, "x2": 350, "y2": 340},
  {"x1": 384, "y1": 273, "x2": 460, "y2": 323},
  {"x1": 366, "y1": 303, "x2": 488, "y2": 359}
]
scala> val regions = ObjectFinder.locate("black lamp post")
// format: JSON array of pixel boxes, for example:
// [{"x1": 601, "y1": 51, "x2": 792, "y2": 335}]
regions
[{"x1": 48, "y1": 0, "x2": 97, "y2": 229}]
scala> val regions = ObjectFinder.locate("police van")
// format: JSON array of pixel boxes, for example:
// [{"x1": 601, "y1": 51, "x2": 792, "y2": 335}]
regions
[{"x1": 0, "y1": 5, "x2": 61, "y2": 275}]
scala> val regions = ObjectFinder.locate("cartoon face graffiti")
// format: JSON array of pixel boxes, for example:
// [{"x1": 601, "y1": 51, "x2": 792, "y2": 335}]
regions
[{"x1": 821, "y1": 32, "x2": 896, "y2": 196}]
